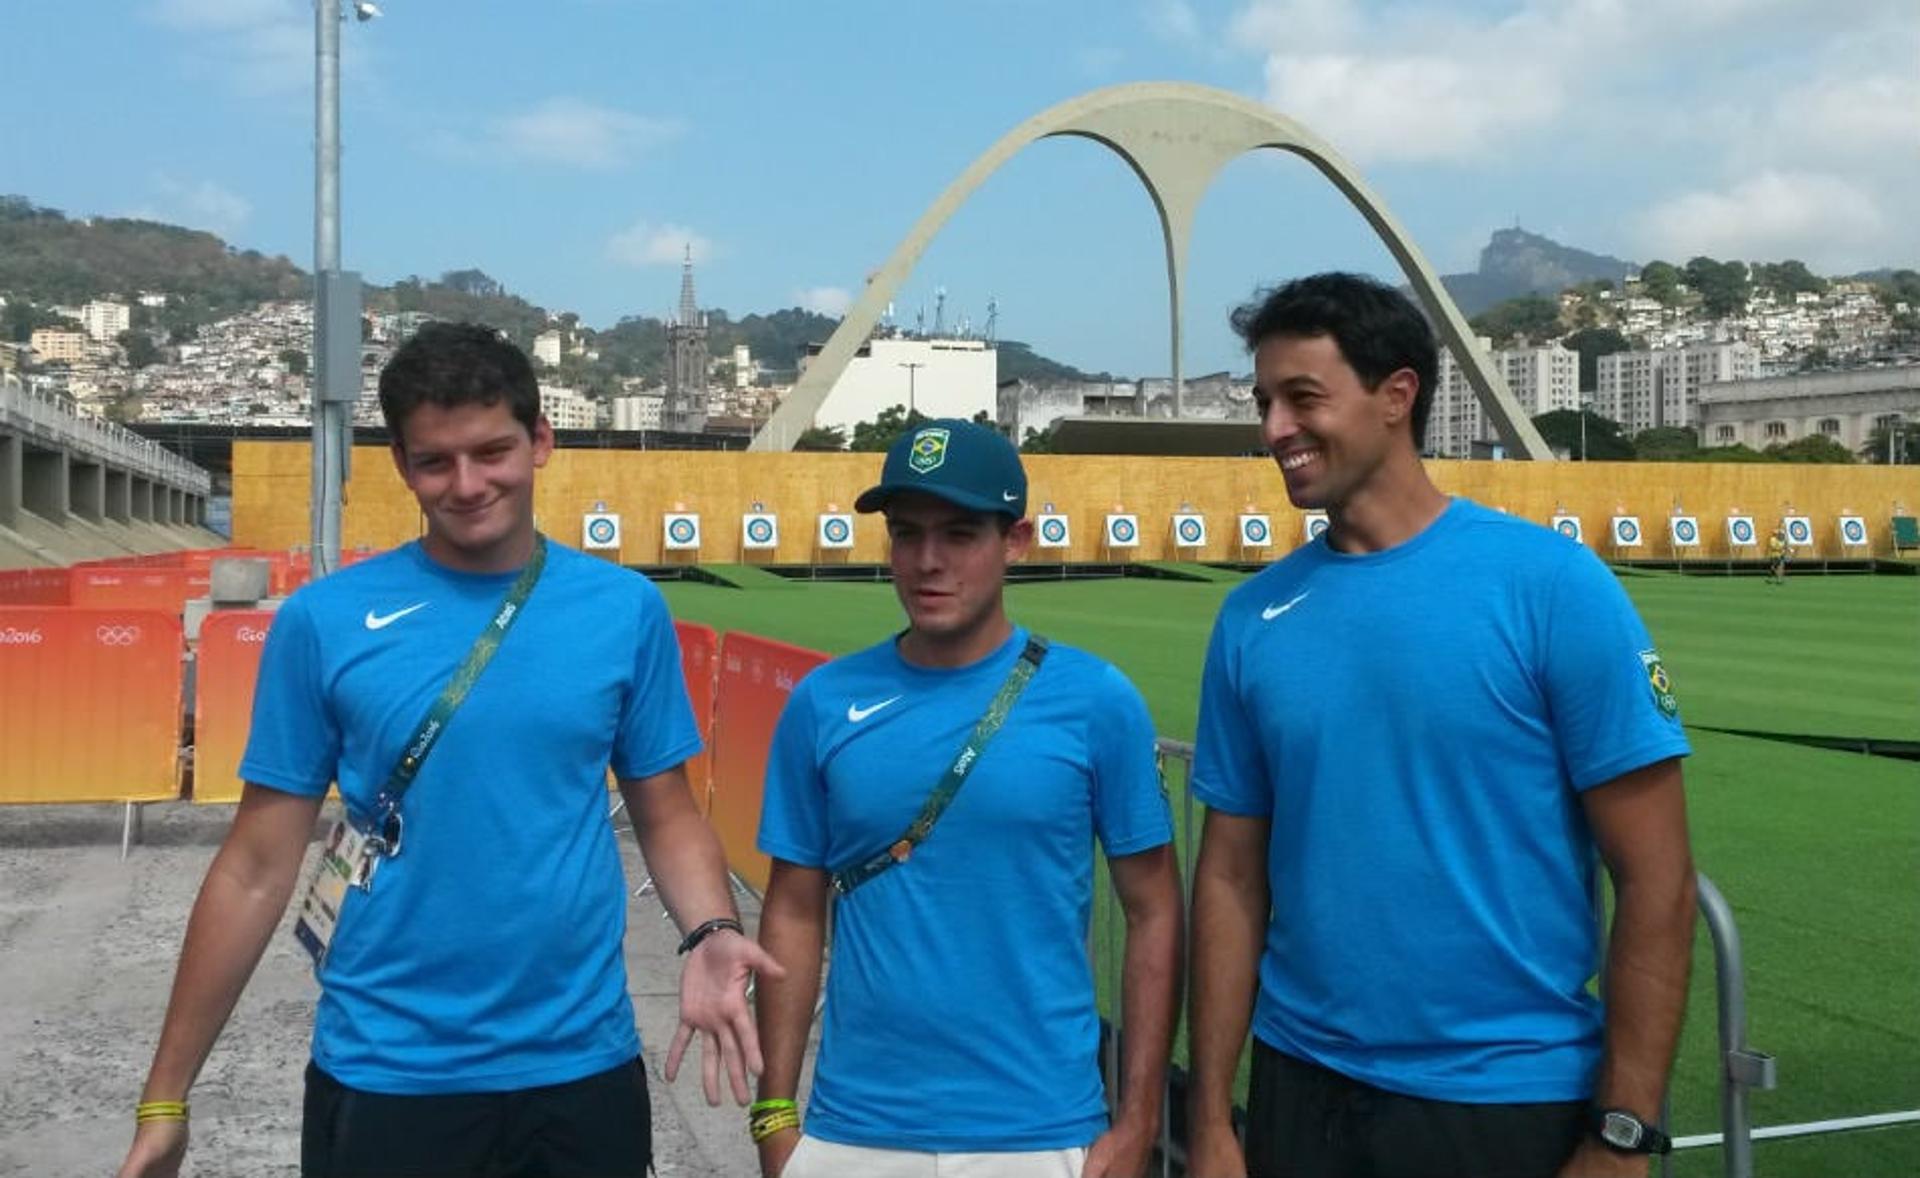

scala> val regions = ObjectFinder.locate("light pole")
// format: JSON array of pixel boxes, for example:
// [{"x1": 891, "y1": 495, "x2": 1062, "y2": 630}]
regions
[
  {"x1": 898, "y1": 361, "x2": 924, "y2": 420},
  {"x1": 309, "y1": 0, "x2": 376, "y2": 578},
  {"x1": 1579, "y1": 394, "x2": 1592, "y2": 461}
]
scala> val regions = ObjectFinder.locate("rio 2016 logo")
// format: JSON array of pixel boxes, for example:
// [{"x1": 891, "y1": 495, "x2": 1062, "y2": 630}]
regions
[
  {"x1": 236, "y1": 625, "x2": 270, "y2": 644},
  {"x1": 0, "y1": 626, "x2": 44, "y2": 645}
]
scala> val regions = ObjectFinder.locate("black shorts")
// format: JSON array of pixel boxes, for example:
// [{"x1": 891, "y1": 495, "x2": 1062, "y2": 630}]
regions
[
  {"x1": 1244, "y1": 1040, "x2": 1586, "y2": 1178},
  {"x1": 301, "y1": 1057, "x2": 653, "y2": 1178}
]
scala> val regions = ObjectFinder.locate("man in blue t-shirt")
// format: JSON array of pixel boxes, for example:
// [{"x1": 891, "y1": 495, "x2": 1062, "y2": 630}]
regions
[
  {"x1": 752, "y1": 420, "x2": 1183, "y2": 1178},
  {"x1": 119, "y1": 323, "x2": 781, "y2": 1178},
  {"x1": 1186, "y1": 276, "x2": 1697, "y2": 1178}
]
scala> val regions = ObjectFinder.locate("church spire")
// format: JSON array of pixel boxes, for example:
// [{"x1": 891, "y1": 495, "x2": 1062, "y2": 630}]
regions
[{"x1": 678, "y1": 244, "x2": 698, "y2": 326}]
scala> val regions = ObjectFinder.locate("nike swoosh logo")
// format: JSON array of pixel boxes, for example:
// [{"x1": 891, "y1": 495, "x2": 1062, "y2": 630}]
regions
[
  {"x1": 1002, "y1": 490, "x2": 1018, "y2": 502},
  {"x1": 1261, "y1": 592, "x2": 1310, "y2": 621},
  {"x1": 364, "y1": 602, "x2": 429, "y2": 630},
  {"x1": 847, "y1": 695, "x2": 902, "y2": 723}
]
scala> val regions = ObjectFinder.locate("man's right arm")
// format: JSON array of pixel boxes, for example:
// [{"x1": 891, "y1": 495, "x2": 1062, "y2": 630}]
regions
[
  {"x1": 118, "y1": 783, "x2": 322, "y2": 1178},
  {"x1": 1186, "y1": 808, "x2": 1271, "y2": 1178},
  {"x1": 753, "y1": 859, "x2": 830, "y2": 1178}
]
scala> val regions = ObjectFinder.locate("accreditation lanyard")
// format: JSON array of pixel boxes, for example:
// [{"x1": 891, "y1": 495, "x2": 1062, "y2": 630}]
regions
[
  {"x1": 830, "y1": 634, "x2": 1049, "y2": 896},
  {"x1": 362, "y1": 535, "x2": 548, "y2": 858}
]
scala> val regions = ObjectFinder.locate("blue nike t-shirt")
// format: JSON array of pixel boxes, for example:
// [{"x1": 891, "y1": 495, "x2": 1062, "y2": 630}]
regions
[
  {"x1": 1192, "y1": 498, "x2": 1690, "y2": 1103},
  {"x1": 757, "y1": 627, "x2": 1172, "y2": 1151},
  {"x1": 242, "y1": 540, "x2": 701, "y2": 1094}
]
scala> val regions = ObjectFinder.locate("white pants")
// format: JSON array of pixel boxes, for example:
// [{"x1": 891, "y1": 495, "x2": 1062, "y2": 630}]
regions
[{"x1": 783, "y1": 1135, "x2": 1089, "y2": 1177}]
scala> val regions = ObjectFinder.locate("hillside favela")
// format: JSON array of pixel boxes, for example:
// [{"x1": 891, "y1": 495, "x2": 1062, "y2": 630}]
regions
[{"x1": 2, "y1": 5, "x2": 1917, "y2": 1178}]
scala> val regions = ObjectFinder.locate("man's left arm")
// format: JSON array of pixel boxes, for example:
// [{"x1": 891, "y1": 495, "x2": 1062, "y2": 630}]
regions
[
  {"x1": 1560, "y1": 756, "x2": 1697, "y2": 1178},
  {"x1": 619, "y1": 766, "x2": 786, "y2": 1107},
  {"x1": 1083, "y1": 844, "x2": 1184, "y2": 1178}
]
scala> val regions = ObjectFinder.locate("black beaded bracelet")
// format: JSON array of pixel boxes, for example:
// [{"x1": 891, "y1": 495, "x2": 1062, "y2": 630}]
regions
[{"x1": 676, "y1": 916, "x2": 744, "y2": 955}]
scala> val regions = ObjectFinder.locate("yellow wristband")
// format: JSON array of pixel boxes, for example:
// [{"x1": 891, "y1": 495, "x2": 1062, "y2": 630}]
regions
[
  {"x1": 136, "y1": 1100, "x2": 190, "y2": 1123},
  {"x1": 749, "y1": 1111, "x2": 800, "y2": 1142}
]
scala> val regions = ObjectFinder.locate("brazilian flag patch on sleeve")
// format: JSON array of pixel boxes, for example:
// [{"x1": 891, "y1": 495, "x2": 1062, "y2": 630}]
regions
[{"x1": 1639, "y1": 649, "x2": 1679, "y2": 718}]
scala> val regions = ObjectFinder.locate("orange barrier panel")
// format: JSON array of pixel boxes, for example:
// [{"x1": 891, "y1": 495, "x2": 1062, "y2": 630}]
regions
[
  {"x1": 193, "y1": 610, "x2": 277, "y2": 804},
  {"x1": 67, "y1": 567, "x2": 210, "y2": 614},
  {"x1": 0, "y1": 608, "x2": 184, "y2": 803},
  {"x1": 707, "y1": 632, "x2": 829, "y2": 894},
  {"x1": 674, "y1": 621, "x2": 720, "y2": 811},
  {"x1": 0, "y1": 569, "x2": 73, "y2": 606}
]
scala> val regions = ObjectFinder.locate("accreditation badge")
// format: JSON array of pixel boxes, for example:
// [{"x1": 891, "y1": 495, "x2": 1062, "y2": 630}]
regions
[{"x1": 293, "y1": 819, "x2": 379, "y2": 970}]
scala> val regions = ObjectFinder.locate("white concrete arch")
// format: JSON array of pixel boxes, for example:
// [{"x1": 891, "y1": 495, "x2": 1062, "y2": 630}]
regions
[{"x1": 751, "y1": 82, "x2": 1551, "y2": 459}]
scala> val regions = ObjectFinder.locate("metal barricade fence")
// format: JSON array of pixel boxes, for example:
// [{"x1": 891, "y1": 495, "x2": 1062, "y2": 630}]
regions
[{"x1": 1088, "y1": 738, "x2": 1779, "y2": 1178}]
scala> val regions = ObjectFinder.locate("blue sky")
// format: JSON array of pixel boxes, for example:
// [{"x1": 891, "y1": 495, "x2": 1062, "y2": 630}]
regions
[{"x1": 5, "y1": 0, "x2": 1914, "y2": 376}]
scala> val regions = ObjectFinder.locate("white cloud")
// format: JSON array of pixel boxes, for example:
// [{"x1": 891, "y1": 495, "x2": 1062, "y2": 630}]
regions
[
  {"x1": 607, "y1": 221, "x2": 712, "y2": 268},
  {"x1": 148, "y1": 0, "x2": 310, "y2": 95},
  {"x1": 146, "y1": 176, "x2": 253, "y2": 238},
  {"x1": 794, "y1": 287, "x2": 852, "y2": 317},
  {"x1": 1635, "y1": 172, "x2": 1889, "y2": 266},
  {"x1": 492, "y1": 98, "x2": 683, "y2": 170}
]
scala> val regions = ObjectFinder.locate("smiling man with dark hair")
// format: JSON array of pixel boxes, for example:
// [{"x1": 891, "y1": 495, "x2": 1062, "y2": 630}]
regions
[{"x1": 1187, "y1": 275, "x2": 1698, "y2": 1178}]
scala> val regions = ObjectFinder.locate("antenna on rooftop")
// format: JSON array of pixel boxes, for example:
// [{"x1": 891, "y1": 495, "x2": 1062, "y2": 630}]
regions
[
  {"x1": 984, "y1": 297, "x2": 998, "y2": 345},
  {"x1": 933, "y1": 286, "x2": 947, "y2": 337}
]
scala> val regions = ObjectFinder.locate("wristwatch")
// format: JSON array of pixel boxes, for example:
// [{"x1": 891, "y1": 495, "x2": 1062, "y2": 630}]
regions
[{"x1": 1591, "y1": 1107, "x2": 1673, "y2": 1155}]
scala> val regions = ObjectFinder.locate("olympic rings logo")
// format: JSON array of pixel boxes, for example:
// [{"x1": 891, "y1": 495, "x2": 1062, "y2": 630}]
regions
[{"x1": 96, "y1": 625, "x2": 143, "y2": 647}]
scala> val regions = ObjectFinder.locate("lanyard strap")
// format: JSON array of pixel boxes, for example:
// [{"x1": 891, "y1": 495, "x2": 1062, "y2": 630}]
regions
[
  {"x1": 831, "y1": 634, "x2": 1048, "y2": 896},
  {"x1": 364, "y1": 535, "x2": 547, "y2": 855}
]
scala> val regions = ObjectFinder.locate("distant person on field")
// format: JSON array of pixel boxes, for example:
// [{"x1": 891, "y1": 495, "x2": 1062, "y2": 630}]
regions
[
  {"x1": 1186, "y1": 274, "x2": 1698, "y2": 1178},
  {"x1": 1767, "y1": 525, "x2": 1791, "y2": 584},
  {"x1": 751, "y1": 419, "x2": 1184, "y2": 1178},
  {"x1": 119, "y1": 322, "x2": 781, "y2": 1178}
]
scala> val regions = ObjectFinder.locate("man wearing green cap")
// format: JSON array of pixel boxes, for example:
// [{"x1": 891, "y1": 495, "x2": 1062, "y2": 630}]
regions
[{"x1": 750, "y1": 419, "x2": 1184, "y2": 1178}]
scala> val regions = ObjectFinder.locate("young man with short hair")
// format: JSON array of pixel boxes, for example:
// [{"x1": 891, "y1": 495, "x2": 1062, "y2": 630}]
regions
[
  {"x1": 118, "y1": 322, "x2": 779, "y2": 1178},
  {"x1": 1187, "y1": 275, "x2": 1697, "y2": 1178},
  {"x1": 752, "y1": 419, "x2": 1183, "y2": 1178}
]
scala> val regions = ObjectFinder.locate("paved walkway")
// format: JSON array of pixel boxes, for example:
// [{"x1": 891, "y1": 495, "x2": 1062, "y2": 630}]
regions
[{"x1": 0, "y1": 801, "x2": 803, "y2": 1177}]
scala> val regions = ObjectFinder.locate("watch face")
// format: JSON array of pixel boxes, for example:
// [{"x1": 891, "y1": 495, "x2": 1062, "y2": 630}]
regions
[{"x1": 1601, "y1": 1111, "x2": 1645, "y2": 1149}]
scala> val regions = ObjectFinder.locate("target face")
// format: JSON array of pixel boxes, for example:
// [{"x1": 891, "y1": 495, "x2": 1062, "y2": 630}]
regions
[
  {"x1": 665, "y1": 516, "x2": 699, "y2": 548},
  {"x1": 1786, "y1": 518, "x2": 1811, "y2": 545},
  {"x1": 585, "y1": 517, "x2": 618, "y2": 546},
  {"x1": 1615, "y1": 518, "x2": 1641, "y2": 544},
  {"x1": 1176, "y1": 517, "x2": 1205, "y2": 545},
  {"x1": 744, "y1": 516, "x2": 776, "y2": 546},
  {"x1": 1554, "y1": 517, "x2": 1581, "y2": 541},
  {"x1": 1730, "y1": 518, "x2": 1755, "y2": 544},
  {"x1": 1107, "y1": 516, "x2": 1138, "y2": 546},
  {"x1": 1673, "y1": 518, "x2": 1698, "y2": 544},
  {"x1": 1841, "y1": 518, "x2": 1866, "y2": 545},
  {"x1": 821, "y1": 516, "x2": 851, "y2": 545},
  {"x1": 1240, "y1": 516, "x2": 1270, "y2": 545},
  {"x1": 1039, "y1": 517, "x2": 1068, "y2": 545},
  {"x1": 1305, "y1": 514, "x2": 1330, "y2": 540}
]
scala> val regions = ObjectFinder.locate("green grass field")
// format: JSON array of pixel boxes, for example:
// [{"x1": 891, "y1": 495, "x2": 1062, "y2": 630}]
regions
[{"x1": 660, "y1": 571, "x2": 1920, "y2": 1177}]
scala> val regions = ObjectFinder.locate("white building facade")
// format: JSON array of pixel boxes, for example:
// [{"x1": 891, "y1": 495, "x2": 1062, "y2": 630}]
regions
[
  {"x1": 82, "y1": 301, "x2": 131, "y2": 344},
  {"x1": 1427, "y1": 340, "x2": 1577, "y2": 458},
  {"x1": 1595, "y1": 341, "x2": 1758, "y2": 435},
  {"x1": 802, "y1": 335, "x2": 997, "y2": 434},
  {"x1": 538, "y1": 384, "x2": 599, "y2": 430},
  {"x1": 1697, "y1": 365, "x2": 1920, "y2": 453},
  {"x1": 611, "y1": 392, "x2": 664, "y2": 431}
]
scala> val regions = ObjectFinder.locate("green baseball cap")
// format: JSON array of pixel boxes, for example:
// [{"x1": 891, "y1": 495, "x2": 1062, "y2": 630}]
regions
[{"x1": 854, "y1": 418, "x2": 1027, "y2": 519}]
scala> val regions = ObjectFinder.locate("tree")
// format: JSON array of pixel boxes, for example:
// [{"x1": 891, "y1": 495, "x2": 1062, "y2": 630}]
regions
[
  {"x1": 1532, "y1": 409, "x2": 1631, "y2": 461},
  {"x1": 1637, "y1": 261, "x2": 1683, "y2": 306},
  {"x1": 793, "y1": 425, "x2": 846, "y2": 452},
  {"x1": 279, "y1": 347, "x2": 308, "y2": 377},
  {"x1": 1684, "y1": 256, "x2": 1749, "y2": 318},
  {"x1": 850, "y1": 404, "x2": 927, "y2": 452},
  {"x1": 1561, "y1": 327, "x2": 1631, "y2": 391},
  {"x1": 116, "y1": 329, "x2": 161, "y2": 369},
  {"x1": 1858, "y1": 423, "x2": 1919, "y2": 465},
  {"x1": 1765, "y1": 435, "x2": 1855, "y2": 464},
  {"x1": 1468, "y1": 295, "x2": 1561, "y2": 347},
  {"x1": 1684, "y1": 444, "x2": 1773, "y2": 463},
  {"x1": 1020, "y1": 425, "x2": 1058, "y2": 454},
  {"x1": 1752, "y1": 260, "x2": 1826, "y2": 300},
  {"x1": 1633, "y1": 426, "x2": 1700, "y2": 461}
]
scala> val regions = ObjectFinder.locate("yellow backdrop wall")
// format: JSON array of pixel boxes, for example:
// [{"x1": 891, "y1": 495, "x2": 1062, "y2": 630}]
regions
[{"x1": 233, "y1": 442, "x2": 1920, "y2": 563}]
